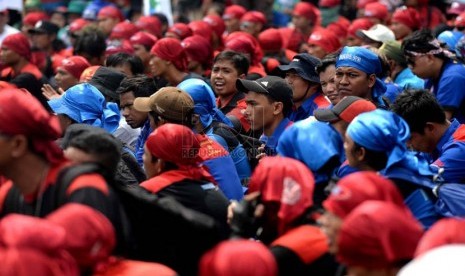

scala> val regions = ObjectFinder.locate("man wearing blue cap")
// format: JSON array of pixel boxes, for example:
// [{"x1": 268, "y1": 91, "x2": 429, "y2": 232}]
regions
[
  {"x1": 335, "y1": 46, "x2": 388, "y2": 108},
  {"x1": 279, "y1": 53, "x2": 330, "y2": 121}
]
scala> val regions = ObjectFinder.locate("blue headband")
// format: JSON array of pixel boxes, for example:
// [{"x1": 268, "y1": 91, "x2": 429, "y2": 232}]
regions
[
  {"x1": 178, "y1": 79, "x2": 233, "y2": 128},
  {"x1": 277, "y1": 120, "x2": 343, "y2": 184},
  {"x1": 336, "y1": 46, "x2": 382, "y2": 75}
]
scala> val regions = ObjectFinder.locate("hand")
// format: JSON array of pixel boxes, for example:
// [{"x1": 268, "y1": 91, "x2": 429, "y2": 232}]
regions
[
  {"x1": 255, "y1": 144, "x2": 267, "y2": 160},
  {"x1": 229, "y1": 192, "x2": 263, "y2": 239},
  {"x1": 41, "y1": 84, "x2": 64, "y2": 100}
]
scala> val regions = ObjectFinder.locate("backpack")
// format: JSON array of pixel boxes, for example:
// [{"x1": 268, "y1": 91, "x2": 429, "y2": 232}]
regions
[{"x1": 56, "y1": 163, "x2": 224, "y2": 276}]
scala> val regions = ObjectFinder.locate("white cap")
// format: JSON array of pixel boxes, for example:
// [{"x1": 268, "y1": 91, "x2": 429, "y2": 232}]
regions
[
  {"x1": 398, "y1": 245, "x2": 465, "y2": 276},
  {"x1": 357, "y1": 24, "x2": 395, "y2": 43}
]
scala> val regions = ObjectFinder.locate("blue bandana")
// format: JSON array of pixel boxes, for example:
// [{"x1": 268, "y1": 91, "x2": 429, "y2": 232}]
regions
[
  {"x1": 178, "y1": 79, "x2": 233, "y2": 128},
  {"x1": 277, "y1": 119, "x2": 343, "y2": 184},
  {"x1": 336, "y1": 46, "x2": 387, "y2": 106}
]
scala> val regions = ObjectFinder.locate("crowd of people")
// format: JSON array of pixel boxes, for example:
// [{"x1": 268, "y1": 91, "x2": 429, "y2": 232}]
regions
[{"x1": 0, "y1": 0, "x2": 465, "y2": 275}]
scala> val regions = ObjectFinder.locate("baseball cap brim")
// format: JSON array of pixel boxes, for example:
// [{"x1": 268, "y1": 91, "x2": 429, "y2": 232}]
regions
[
  {"x1": 28, "y1": 28, "x2": 48, "y2": 34},
  {"x1": 133, "y1": 96, "x2": 152, "y2": 112},
  {"x1": 314, "y1": 108, "x2": 340, "y2": 122},
  {"x1": 236, "y1": 79, "x2": 269, "y2": 94}
]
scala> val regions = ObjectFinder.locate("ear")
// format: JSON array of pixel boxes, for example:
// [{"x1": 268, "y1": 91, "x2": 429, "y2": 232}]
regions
[
  {"x1": 424, "y1": 122, "x2": 436, "y2": 134},
  {"x1": 356, "y1": 146, "x2": 366, "y2": 162},
  {"x1": 238, "y1": 73, "x2": 247, "y2": 79},
  {"x1": 10, "y1": 135, "x2": 29, "y2": 158},
  {"x1": 156, "y1": 159, "x2": 165, "y2": 174},
  {"x1": 367, "y1": 74, "x2": 376, "y2": 88},
  {"x1": 273, "y1": 101, "x2": 284, "y2": 115}
]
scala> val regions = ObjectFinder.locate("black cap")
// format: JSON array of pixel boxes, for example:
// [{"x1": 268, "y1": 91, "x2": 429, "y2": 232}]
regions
[
  {"x1": 28, "y1": 21, "x2": 60, "y2": 35},
  {"x1": 236, "y1": 75, "x2": 293, "y2": 112},
  {"x1": 314, "y1": 96, "x2": 377, "y2": 123},
  {"x1": 88, "y1": 67, "x2": 126, "y2": 102},
  {"x1": 278, "y1": 53, "x2": 321, "y2": 83}
]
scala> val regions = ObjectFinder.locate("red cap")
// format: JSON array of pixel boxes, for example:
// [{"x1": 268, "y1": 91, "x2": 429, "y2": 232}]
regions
[
  {"x1": 240, "y1": 11, "x2": 267, "y2": 25},
  {"x1": 258, "y1": 28, "x2": 283, "y2": 52},
  {"x1": 293, "y1": 2, "x2": 318, "y2": 22},
  {"x1": 23, "y1": 11, "x2": 49, "y2": 26},
  {"x1": 68, "y1": 18, "x2": 90, "y2": 33},
  {"x1": 105, "y1": 40, "x2": 134, "y2": 56},
  {"x1": 182, "y1": 35, "x2": 213, "y2": 66},
  {"x1": 166, "y1": 23, "x2": 192, "y2": 40},
  {"x1": 58, "y1": 56, "x2": 91, "y2": 79},
  {"x1": 224, "y1": 31, "x2": 263, "y2": 65},
  {"x1": 319, "y1": 0, "x2": 341, "y2": 8},
  {"x1": 348, "y1": 18, "x2": 375, "y2": 37},
  {"x1": 223, "y1": 4, "x2": 247, "y2": 20},
  {"x1": 248, "y1": 156, "x2": 315, "y2": 234},
  {"x1": 135, "y1": 16, "x2": 162, "y2": 38},
  {"x1": 357, "y1": 0, "x2": 377, "y2": 9},
  {"x1": 188, "y1": 20, "x2": 213, "y2": 43},
  {"x1": 448, "y1": 2, "x2": 465, "y2": 15},
  {"x1": 97, "y1": 5, "x2": 124, "y2": 22},
  {"x1": 146, "y1": 124, "x2": 200, "y2": 166},
  {"x1": 455, "y1": 12, "x2": 465, "y2": 27},
  {"x1": 323, "y1": 172, "x2": 406, "y2": 219},
  {"x1": 415, "y1": 218, "x2": 465, "y2": 257},
  {"x1": 130, "y1": 31, "x2": 158, "y2": 49},
  {"x1": 280, "y1": 27, "x2": 306, "y2": 52},
  {"x1": 203, "y1": 14, "x2": 226, "y2": 38},
  {"x1": 391, "y1": 7, "x2": 421, "y2": 30},
  {"x1": 109, "y1": 21, "x2": 140, "y2": 40},
  {"x1": 307, "y1": 28, "x2": 341, "y2": 53},
  {"x1": 327, "y1": 22, "x2": 348, "y2": 39},
  {"x1": 199, "y1": 239, "x2": 278, "y2": 276},
  {"x1": 151, "y1": 38, "x2": 188, "y2": 72},
  {"x1": 364, "y1": 2, "x2": 389, "y2": 21},
  {"x1": 337, "y1": 201, "x2": 423, "y2": 269},
  {"x1": 2, "y1": 33, "x2": 31, "y2": 61}
]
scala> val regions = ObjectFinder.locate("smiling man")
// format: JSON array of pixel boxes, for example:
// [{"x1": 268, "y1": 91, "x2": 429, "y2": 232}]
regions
[{"x1": 335, "y1": 46, "x2": 388, "y2": 108}]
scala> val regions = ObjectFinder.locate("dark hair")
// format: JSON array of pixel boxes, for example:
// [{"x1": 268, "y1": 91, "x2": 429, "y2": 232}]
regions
[
  {"x1": 376, "y1": 54, "x2": 390, "y2": 79},
  {"x1": 317, "y1": 52, "x2": 338, "y2": 74},
  {"x1": 116, "y1": 75, "x2": 157, "y2": 98},
  {"x1": 213, "y1": 50, "x2": 250, "y2": 76},
  {"x1": 10, "y1": 73, "x2": 50, "y2": 111},
  {"x1": 106, "y1": 53, "x2": 145, "y2": 76},
  {"x1": 353, "y1": 143, "x2": 388, "y2": 171},
  {"x1": 73, "y1": 29, "x2": 106, "y2": 61},
  {"x1": 391, "y1": 89, "x2": 447, "y2": 134},
  {"x1": 149, "y1": 110, "x2": 194, "y2": 128},
  {"x1": 263, "y1": 95, "x2": 293, "y2": 117},
  {"x1": 402, "y1": 29, "x2": 449, "y2": 60}
]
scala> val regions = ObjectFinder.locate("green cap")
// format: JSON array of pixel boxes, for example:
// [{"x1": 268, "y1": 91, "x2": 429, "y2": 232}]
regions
[
  {"x1": 379, "y1": 40, "x2": 407, "y2": 66},
  {"x1": 25, "y1": 0, "x2": 41, "y2": 9},
  {"x1": 68, "y1": 0, "x2": 88, "y2": 14}
]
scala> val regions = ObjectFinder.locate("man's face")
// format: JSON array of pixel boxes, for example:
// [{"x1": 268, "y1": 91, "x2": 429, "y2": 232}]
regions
[
  {"x1": 284, "y1": 71, "x2": 309, "y2": 103},
  {"x1": 143, "y1": 145, "x2": 160, "y2": 178},
  {"x1": 346, "y1": 35, "x2": 363, "y2": 47},
  {"x1": 133, "y1": 44, "x2": 150, "y2": 65},
  {"x1": 31, "y1": 33, "x2": 53, "y2": 50},
  {"x1": 390, "y1": 21, "x2": 411, "y2": 40},
  {"x1": 97, "y1": 16, "x2": 119, "y2": 36},
  {"x1": 344, "y1": 132, "x2": 362, "y2": 168},
  {"x1": 407, "y1": 54, "x2": 431, "y2": 79},
  {"x1": 55, "y1": 68, "x2": 78, "y2": 91},
  {"x1": 335, "y1": 67, "x2": 374, "y2": 99},
  {"x1": 0, "y1": 46, "x2": 21, "y2": 66},
  {"x1": 244, "y1": 91, "x2": 276, "y2": 132},
  {"x1": 319, "y1": 64, "x2": 340, "y2": 105},
  {"x1": 211, "y1": 59, "x2": 241, "y2": 98},
  {"x1": 224, "y1": 17, "x2": 240, "y2": 34},
  {"x1": 306, "y1": 44, "x2": 327, "y2": 59},
  {"x1": 120, "y1": 91, "x2": 149, "y2": 129},
  {"x1": 240, "y1": 21, "x2": 261, "y2": 36},
  {"x1": 408, "y1": 131, "x2": 436, "y2": 153},
  {"x1": 149, "y1": 54, "x2": 168, "y2": 77},
  {"x1": 292, "y1": 15, "x2": 311, "y2": 30}
]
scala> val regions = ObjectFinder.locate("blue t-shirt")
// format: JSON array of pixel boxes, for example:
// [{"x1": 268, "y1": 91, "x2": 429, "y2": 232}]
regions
[
  {"x1": 425, "y1": 60, "x2": 465, "y2": 123},
  {"x1": 394, "y1": 67, "x2": 425, "y2": 90},
  {"x1": 430, "y1": 119, "x2": 465, "y2": 183},
  {"x1": 135, "y1": 120, "x2": 151, "y2": 166},
  {"x1": 260, "y1": 118, "x2": 293, "y2": 156},
  {"x1": 289, "y1": 93, "x2": 330, "y2": 122}
]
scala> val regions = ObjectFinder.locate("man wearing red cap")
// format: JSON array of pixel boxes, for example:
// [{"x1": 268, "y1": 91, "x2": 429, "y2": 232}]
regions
[
  {"x1": 258, "y1": 28, "x2": 296, "y2": 75},
  {"x1": 0, "y1": 32, "x2": 44, "y2": 81},
  {"x1": 405, "y1": 0, "x2": 446, "y2": 29},
  {"x1": 346, "y1": 18, "x2": 374, "y2": 46},
  {"x1": 305, "y1": 29, "x2": 341, "y2": 59},
  {"x1": 182, "y1": 35, "x2": 213, "y2": 77},
  {"x1": 223, "y1": 4, "x2": 247, "y2": 36},
  {"x1": 130, "y1": 32, "x2": 158, "y2": 76},
  {"x1": 54, "y1": 55, "x2": 90, "y2": 90},
  {"x1": 390, "y1": 6, "x2": 421, "y2": 40},
  {"x1": 108, "y1": 21, "x2": 139, "y2": 42},
  {"x1": 135, "y1": 16, "x2": 162, "y2": 38},
  {"x1": 164, "y1": 23, "x2": 192, "y2": 41},
  {"x1": 291, "y1": 2, "x2": 321, "y2": 42},
  {"x1": 240, "y1": 11, "x2": 267, "y2": 38},
  {"x1": 149, "y1": 38, "x2": 201, "y2": 86},
  {"x1": 97, "y1": 5, "x2": 124, "y2": 37},
  {"x1": 361, "y1": 2, "x2": 389, "y2": 24}
]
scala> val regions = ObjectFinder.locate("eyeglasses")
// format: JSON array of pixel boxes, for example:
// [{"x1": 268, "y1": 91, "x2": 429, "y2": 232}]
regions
[{"x1": 406, "y1": 54, "x2": 427, "y2": 66}]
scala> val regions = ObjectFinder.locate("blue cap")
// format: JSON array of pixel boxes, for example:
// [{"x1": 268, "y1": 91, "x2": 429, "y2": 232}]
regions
[
  {"x1": 438, "y1": 30, "x2": 464, "y2": 52},
  {"x1": 278, "y1": 53, "x2": 321, "y2": 83},
  {"x1": 48, "y1": 83, "x2": 120, "y2": 133},
  {"x1": 336, "y1": 46, "x2": 382, "y2": 75}
]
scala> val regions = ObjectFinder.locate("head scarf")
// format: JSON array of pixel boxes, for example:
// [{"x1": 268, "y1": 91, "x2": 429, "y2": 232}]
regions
[
  {"x1": 166, "y1": 23, "x2": 192, "y2": 40},
  {"x1": 258, "y1": 28, "x2": 283, "y2": 52},
  {"x1": 188, "y1": 21, "x2": 213, "y2": 43},
  {"x1": 224, "y1": 31, "x2": 263, "y2": 66},
  {"x1": 145, "y1": 124, "x2": 215, "y2": 182},
  {"x1": 415, "y1": 218, "x2": 465, "y2": 257},
  {"x1": 248, "y1": 156, "x2": 315, "y2": 234},
  {"x1": 323, "y1": 172, "x2": 406, "y2": 219},
  {"x1": 347, "y1": 109, "x2": 437, "y2": 181},
  {"x1": 337, "y1": 201, "x2": 423, "y2": 269},
  {"x1": 177, "y1": 78, "x2": 233, "y2": 128},
  {"x1": 0, "y1": 89, "x2": 63, "y2": 164},
  {"x1": 58, "y1": 56, "x2": 90, "y2": 80},
  {"x1": 203, "y1": 15, "x2": 226, "y2": 39},
  {"x1": 150, "y1": 38, "x2": 188, "y2": 72},
  {"x1": 48, "y1": 83, "x2": 120, "y2": 133},
  {"x1": 2, "y1": 33, "x2": 32, "y2": 61},
  {"x1": 308, "y1": 29, "x2": 341, "y2": 53},
  {"x1": 109, "y1": 21, "x2": 140, "y2": 40},
  {"x1": 130, "y1": 31, "x2": 158, "y2": 49},
  {"x1": 392, "y1": 6, "x2": 421, "y2": 30},
  {"x1": 336, "y1": 46, "x2": 386, "y2": 106},
  {"x1": 199, "y1": 239, "x2": 278, "y2": 276},
  {"x1": 181, "y1": 35, "x2": 213, "y2": 67},
  {"x1": 277, "y1": 120, "x2": 343, "y2": 184},
  {"x1": 135, "y1": 16, "x2": 162, "y2": 38}
]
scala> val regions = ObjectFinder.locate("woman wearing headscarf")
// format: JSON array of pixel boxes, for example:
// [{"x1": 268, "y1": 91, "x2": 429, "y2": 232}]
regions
[
  {"x1": 334, "y1": 46, "x2": 388, "y2": 108},
  {"x1": 229, "y1": 156, "x2": 338, "y2": 276},
  {"x1": 178, "y1": 78, "x2": 251, "y2": 186},
  {"x1": 344, "y1": 109, "x2": 442, "y2": 228},
  {"x1": 337, "y1": 201, "x2": 423, "y2": 276}
]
